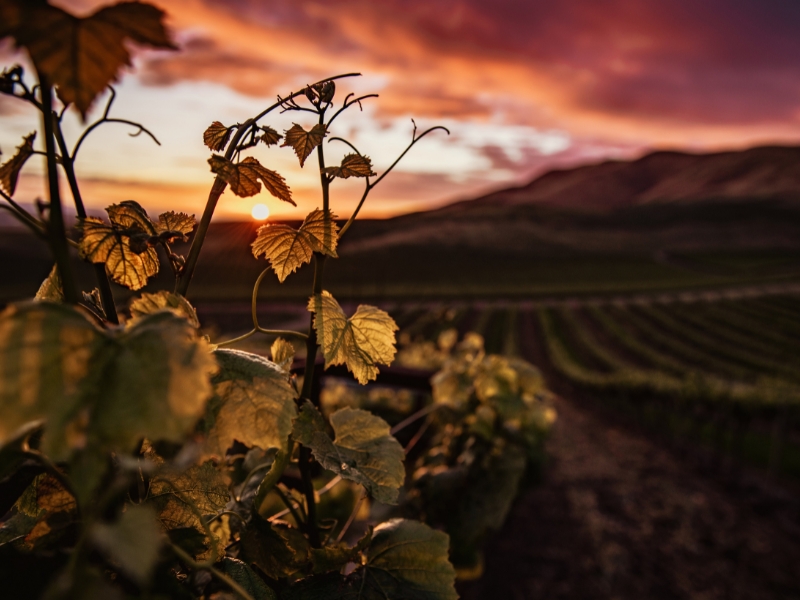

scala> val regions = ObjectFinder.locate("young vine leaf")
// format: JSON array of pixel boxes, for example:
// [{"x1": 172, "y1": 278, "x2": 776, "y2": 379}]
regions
[
  {"x1": 0, "y1": 0, "x2": 176, "y2": 118},
  {"x1": 0, "y1": 303, "x2": 216, "y2": 460},
  {"x1": 34, "y1": 265, "x2": 64, "y2": 302},
  {"x1": 202, "y1": 121, "x2": 232, "y2": 152},
  {"x1": 129, "y1": 291, "x2": 199, "y2": 327},
  {"x1": 106, "y1": 199, "x2": 157, "y2": 234},
  {"x1": 285, "y1": 519, "x2": 457, "y2": 600},
  {"x1": 0, "y1": 132, "x2": 35, "y2": 195},
  {"x1": 259, "y1": 125, "x2": 282, "y2": 147},
  {"x1": 79, "y1": 217, "x2": 159, "y2": 290},
  {"x1": 270, "y1": 337, "x2": 295, "y2": 372},
  {"x1": 308, "y1": 291, "x2": 398, "y2": 384},
  {"x1": 322, "y1": 153, "x2": 376, "y2": 179},
  {"x1": 281, "y1": 123, "x2": 327, "y2": 167},
  {"x1": 202, "y1": 349, "x2": 297, "y2": 460},
  {"x1": 252, "y1": 209, "x2": 339, "y2": 282},
  {"x1": 146, "y1": 458, "x2": 229, "y2": 560},
  {"x1": 156, "y1": 210, "x2": 196, "y2": 237},
  {"x1": 292, "y1": 401, "x2": 405, "y2": 504},
  {"x1": 209, "y1": 155, "x2": 294, "y2": 204}
]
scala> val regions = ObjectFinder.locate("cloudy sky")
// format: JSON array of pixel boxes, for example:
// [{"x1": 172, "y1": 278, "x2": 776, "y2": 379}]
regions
[{"x1": 2, "y1": 0, "x2": 800, "y2": 220}]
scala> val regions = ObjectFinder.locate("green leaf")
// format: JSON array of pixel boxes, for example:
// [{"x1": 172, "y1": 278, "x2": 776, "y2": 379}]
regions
[
  {"x1": 285, "y1": 519, "x2": 457, "y2": 600},
  {"x1": 34, "y1": 265, "x2": 64, "y2": 302},
  {"x1": 209, "y1": 155, "x2": 294, "y2": 205},
  {"x1": 0, "y1": 303, "x2": 217, "y2": 460},
  {"x1": 322, "y1": 153, "x2": 376, "y2": 179},
  {"x1": 0, "y1": 132, "x2": 34, "y2": 195},
  {"x1": 309, "y1": 291, "x2": 398, "y2": 384},
  {"x1": 203, "y1": 121, "x2": 232, "y2": 152},
  {"x1": 129, "y1": 291, "x2": 199, "y2": 328},
  {"x1": 220, "y1": 557, "x2": 277, "y2": 600},
  {"x1": 252, "y1": 209, "x2": 339, "y2": 282},
  {"x1": 90, "y1": 505, "x2": 163, "y2": 586},
  {"x1": 293, "y1": 401, "x2": 404, "y2": 504},
  {"x1": 202, "y1": 349, "x2": 297, "y2": 460},
  {"x1": 281, "y1": 123, "x2": 327, "y2": 167},
  {"x1": 0, "y1": 1, "x2": 176, "y2": 118}
]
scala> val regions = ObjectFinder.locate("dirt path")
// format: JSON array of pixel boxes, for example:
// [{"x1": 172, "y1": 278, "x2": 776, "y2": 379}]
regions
[
  {"x1": 457, "y1": 311, "x2": 800, "y2": 600},
  {"x1": 458, "y1": 394, "x2": 800, "y2": 600}
]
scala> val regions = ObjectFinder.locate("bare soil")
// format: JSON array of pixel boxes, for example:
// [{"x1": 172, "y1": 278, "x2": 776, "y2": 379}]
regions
[{"x1": 457, "y1": 312, "x2": 800, "y2": 600}]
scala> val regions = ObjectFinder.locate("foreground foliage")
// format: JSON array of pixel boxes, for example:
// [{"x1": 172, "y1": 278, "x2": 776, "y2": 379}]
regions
[{"x1": 0, "y1": 1, "x2": 557, "y2": 598}]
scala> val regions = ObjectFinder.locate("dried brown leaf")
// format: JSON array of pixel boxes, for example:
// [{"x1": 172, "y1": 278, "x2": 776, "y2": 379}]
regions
[
  {"x1": 260, "y1": 126, "x2": 282, "y2": 146},
  {"x1": 203, "y1": 121, "x2": 232, "y2": 152}
]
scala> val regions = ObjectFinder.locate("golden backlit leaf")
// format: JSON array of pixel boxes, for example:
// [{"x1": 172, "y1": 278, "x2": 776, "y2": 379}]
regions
[
  {"x1": 107, "y1": 200, "x2": 156, "y2": 234},
  {"x1": 322, "y1": 153, "x2": 376, "y2": 179},
  {"x1": 156, "y1": 211, "x2": 196, "y2": 236},
  {"x1": 0, "y1": 1, "x2": 176, "y2": 118},
  {"x1": 270, "y1": 338, "x2": 295, "y2": 372},
  {"x1": 209, "y1": 155, "x2": 294, "y2": 205},
  {"x1": 34, "y1": 265, "x2": 63, "y2": 302},
  {"x1": 203, "y1": 121, "x2": 232, "y2": 152},
  {"x1": 129, "y1": 291, "x2": 199, "y2": 328},
  {"x1": 251, "y1": 209, "x2": 339, "y2": 282},
  {"x1": 79, "y1": 217, "x2": 159, "y2": 290},
  {"x1": 281, "y1": 123, "x2": 327, "y2": 168},
  {"x1": 293, "y1": 401, "x2": 404, "y2": 504},
  {"x1": 0, "y1": 303, "x2": 217, "y2": 459},
  {"x1": 0, "y1": 132, "x2": 35, "y2": 195},
  {"x1": 308, "y1": 291, "x2": 398, "y2": 384},
  {"x1": 202, "y1": 349, "x2": 297, "y2": 460},
  {"x1": 259, "y1": 126, "x2": 282, "y2": 147}
]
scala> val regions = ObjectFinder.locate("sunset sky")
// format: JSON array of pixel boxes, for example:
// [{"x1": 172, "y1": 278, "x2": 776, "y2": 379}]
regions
[{"x1": 1, "y1": 0, "x2": 800, "y2": 221}]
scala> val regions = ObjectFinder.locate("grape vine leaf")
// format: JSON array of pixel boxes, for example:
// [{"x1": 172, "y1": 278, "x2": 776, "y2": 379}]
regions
[
  {"x1": 292, "y1": 401, "x2": 404, "y2": 504},
  {"x1": 89, "y1": 505, "x2": 163, "y2": 586},
  {"x1": 129, "y1": 291, "x2": 199, "y2": 328},
  {"x1": 209, "y1": 155, "x2": 294, "y2": 204},
  {"x1": 259, "y1": 125, "x2": 282, "y2": 146},
  {"x1": 146, "y1": 459, "x2": 229, "y2": 559},
  {"x1": 270, "y1": 338, "x2": 295, "y2": 372},
  {"x1": 240, "y1": 519, "x2": 312, "y2": 580},
  {"x1": 284, "y1": 519, "x2": 457, "y2": 600},
  {"x1": 0, "y1": 303, "x2": 217, "y2": 460},
  {"x1": 220, "y1": 558, "x2": 277, "y2": 600},
  {"x1": 308, "y1": 291, "x2": 398, "y2": 384},
  {"x1": 252, "y1": 209, "x2": 339, "y2": 282},
  {"x1": 0, "y1": 1, "x2": 176, "y2": 118},
  {"x1": 156, "y1": 211, "x2": 196, "y2": 237},
  {"x1": 79, "y1": 217, "x2": 159, "y2": 290},
  {"x1": 203, "y1": 121, "x2": 232, "y2": 152},
  {"x1": 322, "y1": 153, "x2": 376, "y2": 179},
  {"x1": 310, "y1": 529, "x2": 372, "y2": 574},
  {"x1": 107, "y1": 200, "x2": 156, "y2": 234},
  {"x1": 282, "y1": 123, "x2": 327, "y2": 167},
  {"x1": 34, "y1": 265, "x2": 64, "y2": 302},
  {"x1": 0, "y1": 132, "x2": 35, "y2": 195},
  {"x1": 202, "y1": 349, "x2": 297, "y2": 460}
]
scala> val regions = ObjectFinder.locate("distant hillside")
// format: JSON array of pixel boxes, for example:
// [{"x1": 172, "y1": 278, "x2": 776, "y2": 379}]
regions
[{"x1": 340, "y1": 145, "x2": 800, "y2": 256}]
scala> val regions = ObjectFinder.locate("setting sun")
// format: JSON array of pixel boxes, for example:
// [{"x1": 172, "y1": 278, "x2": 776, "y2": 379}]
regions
[{"x1": 251, "y1": 203, "x2": 270, "y2": 220}]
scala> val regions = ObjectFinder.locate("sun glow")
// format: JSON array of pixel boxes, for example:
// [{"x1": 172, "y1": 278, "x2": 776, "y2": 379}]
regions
[{"x1": 251, "y1": 203, "x2": 270, "y2": 220}]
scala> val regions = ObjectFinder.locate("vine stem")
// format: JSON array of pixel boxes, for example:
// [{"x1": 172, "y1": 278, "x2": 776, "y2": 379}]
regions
[
  {"x1": 52, "y1": 116, "x2": 119, "y2": 323},
  {"x1": 170, "y1": 543, "x2": 255, "y2": 600},
  {"x1": 176, "y1": 73, "x2": 362, "y2": 298},
  {"x1": 38, "y1": 79, "x2": 78, "y2": 304}
]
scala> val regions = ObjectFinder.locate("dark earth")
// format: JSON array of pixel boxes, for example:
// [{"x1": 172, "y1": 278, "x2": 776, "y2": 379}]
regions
[{"x1": 457, "y1": 313, "x2": 800, "y2": 600}]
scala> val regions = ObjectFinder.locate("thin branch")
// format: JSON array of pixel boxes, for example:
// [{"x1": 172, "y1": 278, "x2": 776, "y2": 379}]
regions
[
  {"x1": 326, "y1": 93, "x2": 379, "y2": 128},
  {"x1": 327, "y1": 136, "x2": 363, "y2": 156},
  {"x1": 338, "y1": 125, "x2": 449, "y2": 239},
  {"x1": 390, "y1": 403, "x2": 439, "y2": 435},
  {"x1": 0, "y1": 189, "x2": 46, "y2": 235},
  {"x1": 250, "y1": 267, "x2": 308, "y2": 339},
  {"x1": 170, "y1": 543, "x2": 256, "y2": 600},
  {"x1": 336, "y1": 488, "x2": 365, "y2": 543},
  {"x1": 273, "y1": 484, "x2": 306, "y2": 527}
]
